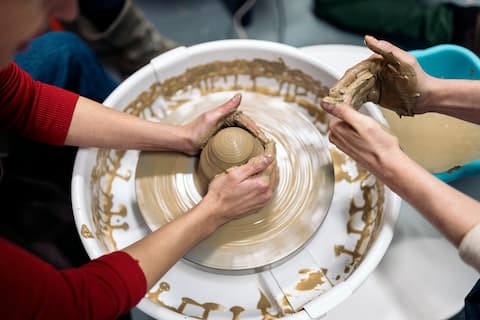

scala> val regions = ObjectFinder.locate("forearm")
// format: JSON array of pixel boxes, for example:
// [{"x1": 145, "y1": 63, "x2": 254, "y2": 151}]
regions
[
  {"x1": 122, "y1": 200, "x2": 221, "y2": 289},
  {"x1": 420, "y1": 77, "x2": 480, "y2": 124},
  {"x1": 379, "y1": 149, "x2": 480, "y2": 246},
  {"x1": 65, "y1": 96, "x2": 191, "y2": 151}
]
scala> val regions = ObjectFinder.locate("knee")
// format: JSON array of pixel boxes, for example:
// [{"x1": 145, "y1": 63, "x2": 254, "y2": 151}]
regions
[{"x1": 38, "y1": 31, "x2": 97, "y2": 65}]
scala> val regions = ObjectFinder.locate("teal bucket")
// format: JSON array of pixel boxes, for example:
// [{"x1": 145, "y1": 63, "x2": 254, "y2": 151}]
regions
[{"x1": 409, "y1": 45, "x2": 480, "y2": 182}]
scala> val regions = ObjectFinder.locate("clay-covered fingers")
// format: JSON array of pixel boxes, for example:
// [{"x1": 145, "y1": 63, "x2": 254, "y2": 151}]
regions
[
  {"x1": 365, "y1": 35, "x2": 411, "y2": 66},
  {"x1": 364, "y1": 35, "x2": 421, "y2": 116},
  {"x1": 205, "y1": 154, "x2": 274, "y2": 222},
  {"x1": 324, "y1": 59, "x2": 382, "y2": 110},
  {"x1": 324, "y1": 35, "x2": 422, "y2": 117},
  {"x1": 233, "y1": 153, "x2": 274, "y2": 182},
  {"x1": 218, "y1": 92, "x2": 243, "y2": 113},
  {"x1": 259, "y1": 141, "x2": 279, "y2": 190},
  {"x1": 235, "y1": 154, "x2": 275, "y2": 208},
  {"x1": 191, "y1": 93, "x2": 242, "y2": 150},
  {"x1": 224, "y1": 110, "x2": 266, "y2": 142}
]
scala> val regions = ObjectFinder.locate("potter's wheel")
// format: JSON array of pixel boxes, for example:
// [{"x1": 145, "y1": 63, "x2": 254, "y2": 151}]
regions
[
  {"x1": 73, "y1": 40, "x2": 402, "y2": 319},
  {"x1": 135, "y1": 91, "x2": 334, "y2": 273}
]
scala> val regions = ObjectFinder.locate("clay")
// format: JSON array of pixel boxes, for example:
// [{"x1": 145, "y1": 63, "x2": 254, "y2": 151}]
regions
[
  {"x1": 199, "y1": 127, "x2": 264, "y2": 180},
  {"x1": 196, "y1": 110, "x2": 279, "y2": 194},
  {"x1": 135, "y1": 92, "x2": 335, "y2": 272},
  {"x1": 324, "y1": 42, "x2": 420, "y2": 117}
]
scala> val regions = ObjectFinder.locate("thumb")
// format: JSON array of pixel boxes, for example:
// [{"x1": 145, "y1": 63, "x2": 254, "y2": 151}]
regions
[
  {"x1": 321, "y1": 101, "x2": 367, "y2": 127},
  {"x1": 215, "y1": 93, "x2": 242, "y2": 117}
]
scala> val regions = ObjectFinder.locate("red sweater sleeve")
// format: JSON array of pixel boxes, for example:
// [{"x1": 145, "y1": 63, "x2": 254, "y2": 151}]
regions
[
  {"x1": 0, "y1": 62, "x2": 79, "y2": 145},
  {"x1": 0, "y1": 238, "x2": 147, "y2": 319}
]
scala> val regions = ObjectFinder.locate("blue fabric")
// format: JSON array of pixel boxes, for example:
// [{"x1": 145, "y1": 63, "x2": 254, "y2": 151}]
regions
[{"x1": 14, "y1": 31, "x2": 118, "y2": 102}]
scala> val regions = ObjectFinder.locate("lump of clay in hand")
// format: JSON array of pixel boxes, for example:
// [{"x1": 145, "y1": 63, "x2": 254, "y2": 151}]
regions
[
  {"x1": 199, "y1": 127, "x2": 264, "y2": 181},
  {"x1": 323, "y1": 38, "x2": 420, "y2": 117},
  {"x1": 196, "y1": 110, "x2": 278, "y2": 195}
]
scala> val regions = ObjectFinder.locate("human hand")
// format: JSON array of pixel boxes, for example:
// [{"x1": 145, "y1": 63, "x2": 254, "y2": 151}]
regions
[
  {"x1": 192, "y1": 95, "x2": 278, "y2": 191},
  {"x1": 321, "y1": 100, "x2": 403, "y2": 178},
  {"x1": 200, "y1": 153, "x2": 275, "y2": 226},
  {"x1": 212, "y1": 112, "x2": 279, "y2": 190},
  {"x1": 181, "y1": 93, "x2": 243, "y2": 155},
  {"x1": 323, "y1": 35, "x2": 431, "y2": 116}
]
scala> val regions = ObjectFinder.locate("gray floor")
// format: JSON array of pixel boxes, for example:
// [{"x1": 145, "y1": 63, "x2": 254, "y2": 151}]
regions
[{"x1": 136, "y1": 0, "x2": 364, "y2": 47}]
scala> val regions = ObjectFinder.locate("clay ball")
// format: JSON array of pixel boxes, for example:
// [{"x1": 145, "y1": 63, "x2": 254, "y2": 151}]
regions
[{"x1": 198, "y1": 126, "x2": 264, "y2": 182}]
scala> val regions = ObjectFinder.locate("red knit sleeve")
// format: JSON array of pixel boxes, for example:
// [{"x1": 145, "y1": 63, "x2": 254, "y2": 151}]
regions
[
  {"x1": 0, "y1": 238, "x2": 147, "y2": 320},
  {"x1": 0, "y1": 62, "x2": 79, "y2": 145}
]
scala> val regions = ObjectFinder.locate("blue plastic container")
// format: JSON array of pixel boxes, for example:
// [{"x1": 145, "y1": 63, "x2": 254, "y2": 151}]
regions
[{"x1": 409, "y1": 45, "x2": 480, "y2": 182}]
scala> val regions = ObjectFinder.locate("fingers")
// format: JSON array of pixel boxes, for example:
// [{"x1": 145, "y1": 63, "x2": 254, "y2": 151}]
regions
[
  {"x1": 331, "y1": 62, "x2": 369, "y2": 95},
  {"x1": 328, "y1": 118, "x2": 353, "y2": 148},
  {"x1": 225, "y1": 110, "x2": 263, "y2": 138},
  {"x1": 326, "y1": 58, "x2": 381, "y2": 109},
  {"x1": 207, "y1": 93, "x2": 243, "y2": 127},
  {"x1": 321, "y1": 101, "x2": 377, "y2": 135},
  {"x1": 321, "y1": 101, "x2": 360, "y2": 122},
  {"x1": 343, "y1": 69, "x2": 378, "y2": 109},
  {"x1": 364, "y1": 35, "x2": 411, "y2": 65},
  {"x1": 260, "y1": 142, "x2": 279, "y2": 189},
  {"x1": 233, "y1": 153, "x2": 274, "y2": 181},
  {"x1": 211, "y1": 93, "x2": 242, "y2": 120},
  {"x1": 195, "y1": 94, "x2": 243, "y2": 148}
]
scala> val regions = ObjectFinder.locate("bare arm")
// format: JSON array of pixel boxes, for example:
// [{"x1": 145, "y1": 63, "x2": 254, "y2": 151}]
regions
[
  {"x1": 377, "y1": 145, "x2": 480, "y2": 246},
  {"x1": 325, "y1": 35, "x2": 480, "y2": 125},
  {"x1": 122, "y1": 153, "x2": 274, "y2": 288},
  {"x1": 321, "y1": 101, "x2": 480, "y2": 246},
  {"x1": 420, "y1": 77, "x2": 480, "y2": 124},
  {"x1": 66, "y1": 93, "x2": 278, "y2": 288},
  {"x1": 65, "y1": 94, "x2": 243, "y2": 154}
]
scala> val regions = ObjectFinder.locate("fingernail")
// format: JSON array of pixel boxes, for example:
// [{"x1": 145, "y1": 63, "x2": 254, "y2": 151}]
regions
[
  {"x1": 232, "y1": 93, "x2": 242, "y2": 101},
  {"x1": 263, "y1": 154, "x2": 273, "y2": 163},
  {"x1": 321, "y1": 100, "x2": 335, "y2": 112}
]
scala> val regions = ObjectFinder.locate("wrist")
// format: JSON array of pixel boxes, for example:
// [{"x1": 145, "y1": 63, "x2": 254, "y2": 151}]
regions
[
  {"x1": 415, "y1": 75, "x2": 442, "y2": 114},
  {"x1": 176, "y1": 125, "x2": 197, "y2": 155},
  {"x1": 193, "y1": 196, "x2": 226, "y2": 233},
  {"x1": 375, "y1": 146, "x2": 409, "y2": 183},
  {"x1": 156, "y1": 124, "x2": 195, "y2": 154}
]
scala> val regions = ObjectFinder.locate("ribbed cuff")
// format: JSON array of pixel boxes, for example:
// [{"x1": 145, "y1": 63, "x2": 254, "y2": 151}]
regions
[{"x1": 35, "y1": 83, "x2": 79, "y2": 145}]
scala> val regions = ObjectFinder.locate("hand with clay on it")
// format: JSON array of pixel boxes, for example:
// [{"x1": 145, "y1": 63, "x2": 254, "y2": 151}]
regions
[
  {"x1": 198, "y1": 100, "x2": 278, "y2": 191},
  {"x1": 222, "y1": 110, "x2": 279, "y2": 190},
  {"x1": 323, "y1": 35, "x2": 432, "y2": 116},
  {"x1": 179, "y1": 93, "x2": 244, "y2": 156},
  {"x1": 320, "y1": 100, "x2": 402, "y2": 180},
  {"x1": 202, "y1": 153, "x2": 275, "y2": 224},
  {"x1": 178, "y1": 93, "x2": 278, "y2": 186},
  {"x1": 197, "y1": 101, "x2": 279, "y2": 221}
]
